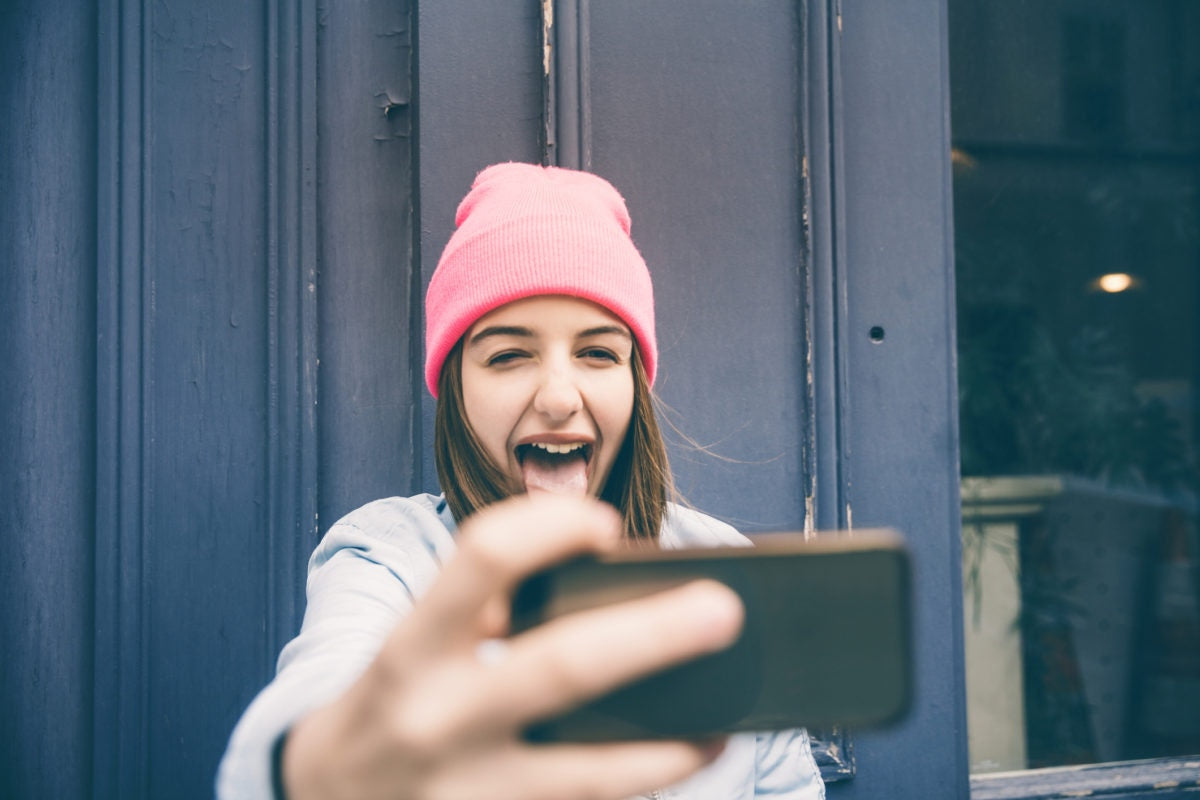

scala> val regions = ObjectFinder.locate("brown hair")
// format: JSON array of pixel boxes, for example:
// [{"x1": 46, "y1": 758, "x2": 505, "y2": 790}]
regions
[{"x1": 434, "y1": 341, "x2": 670, "y2": 542}]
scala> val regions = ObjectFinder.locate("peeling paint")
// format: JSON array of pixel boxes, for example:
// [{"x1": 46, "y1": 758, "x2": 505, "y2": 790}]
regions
[
  {"x1": 541, "y1": 0, "x2": 554, "y2": 76},
  {"x1": 803, "y1": 363, "x2": 815, "y2": 536},
  {"x1": 375, "y1": 90, "x2": 409, "y2": 119}
]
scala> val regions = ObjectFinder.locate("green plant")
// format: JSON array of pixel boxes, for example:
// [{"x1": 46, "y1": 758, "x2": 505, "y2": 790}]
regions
[{"x1": 957, "y1": 301, "x2": 1196, "y2": 492}]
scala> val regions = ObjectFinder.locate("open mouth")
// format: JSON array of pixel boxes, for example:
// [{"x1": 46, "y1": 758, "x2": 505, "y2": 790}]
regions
[{"x1": 516, "y1": 441, "x2": 593, "y2": 495}]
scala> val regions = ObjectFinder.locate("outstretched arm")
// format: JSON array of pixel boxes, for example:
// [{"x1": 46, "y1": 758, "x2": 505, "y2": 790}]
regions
[{"x1": 282, "y1": 494, "x2": 744, "y2": 800}]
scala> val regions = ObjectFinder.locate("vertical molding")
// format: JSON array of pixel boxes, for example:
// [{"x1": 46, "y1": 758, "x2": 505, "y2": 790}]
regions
[
  {"x1": 264, "y1": 0, "x2": 320, "y2": 665},
  {"x1": 95, "y1": 1, "x2": 320, "y2": 793},
  {"x1": 0, "y1": 3, "x2": 98, "y2": 795},
  {"x1": 805, "y1": 0, "x2": 857, "y2": 783},
  {"x1": 541, "y1": 0, "x2": 556, "y2": 165},
  {"x1": 811, "y1": 0, "x2": 853, "y2": 538},
  {"x1": 546, "y1": 0, "x2": 592, "y2": 170},
  {"x1": 834, "y1": 0, "x2": 969, "y2": 794},
  {"x1": 94, "y1": 0, "x2": 151, "y2": 795},
  {"x1": 409, "y1": 0, "x2": 425, "y2": 497}
]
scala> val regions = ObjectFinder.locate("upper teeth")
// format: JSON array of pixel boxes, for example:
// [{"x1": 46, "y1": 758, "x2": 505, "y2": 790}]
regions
[{"x1": 530, "y1": 442, "x2": 585, "y2": 455}]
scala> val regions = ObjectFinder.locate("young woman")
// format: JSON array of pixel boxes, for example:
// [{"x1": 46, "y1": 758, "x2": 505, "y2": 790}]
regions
[{"x1": 217, "y1": 163, "x2": 825, "y2": 800}]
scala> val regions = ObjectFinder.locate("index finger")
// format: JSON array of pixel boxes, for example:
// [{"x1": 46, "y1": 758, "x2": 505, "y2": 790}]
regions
[
  {"x1": 393, "y1": 494, "x2": 623, "y2": 657},
  {"x1": 464, "y1": 579, "x2": 746, "y2": 736}
]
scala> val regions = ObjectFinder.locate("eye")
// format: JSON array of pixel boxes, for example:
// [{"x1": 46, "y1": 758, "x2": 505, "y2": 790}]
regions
[
  {"x1": 485, "y1": 350, "x2": 528, "y2": 367},
  {"x1": 579, "y1": 347, "x2": 621, "y2": 363}
]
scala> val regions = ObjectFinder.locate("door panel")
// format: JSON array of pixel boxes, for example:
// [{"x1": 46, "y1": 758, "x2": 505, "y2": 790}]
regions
[
  {"x1": 90, "y1": 0, "x2": 314, "y2": 795},
  {"x1": 585, "y1": 0, "x2": 809, "y2": 533}
]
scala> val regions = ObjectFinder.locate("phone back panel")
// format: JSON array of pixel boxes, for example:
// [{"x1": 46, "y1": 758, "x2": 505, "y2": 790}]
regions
[{"x1": 510, "y1": 530, "x2": 912, "y2": 741}]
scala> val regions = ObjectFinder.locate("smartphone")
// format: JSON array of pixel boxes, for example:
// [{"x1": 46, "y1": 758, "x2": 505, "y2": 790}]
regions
[{"x1": 510, "y1": 529, "x2": 912, "y2": 742}]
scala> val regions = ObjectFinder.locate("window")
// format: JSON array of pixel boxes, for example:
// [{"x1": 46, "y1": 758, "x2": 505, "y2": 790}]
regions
[{"x1": 950, "y1": 0, "x2": 1200, "y2": 788}]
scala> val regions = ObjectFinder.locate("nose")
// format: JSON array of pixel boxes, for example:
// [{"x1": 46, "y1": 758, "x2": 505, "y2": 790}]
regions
[{"x1": 532, "y1": 367, "x2": 583, "y2": 422}]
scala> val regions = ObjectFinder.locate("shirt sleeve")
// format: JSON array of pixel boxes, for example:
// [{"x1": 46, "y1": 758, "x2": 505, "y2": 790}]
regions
[
  {"x1": 754, "y1": 728, "x2": 826, "y2": 799},
  {"x1": 214, "y1": 497, "x2": 453, "y2": 800}
]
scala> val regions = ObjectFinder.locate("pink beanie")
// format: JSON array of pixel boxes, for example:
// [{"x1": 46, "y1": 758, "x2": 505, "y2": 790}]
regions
[{"x1": 424, "y1": 162, "x2": 657, "y2": 396}]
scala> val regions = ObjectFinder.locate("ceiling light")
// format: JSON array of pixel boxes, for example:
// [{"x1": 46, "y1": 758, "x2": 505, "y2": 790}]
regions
[{"x1": 1093, "y1": 273, "x2": 1138, "y2": 293}]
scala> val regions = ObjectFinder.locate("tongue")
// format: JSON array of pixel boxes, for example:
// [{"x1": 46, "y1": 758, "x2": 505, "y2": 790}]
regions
[{"x1": 521, "y1": 450, "x2": 589, "y2": 496}]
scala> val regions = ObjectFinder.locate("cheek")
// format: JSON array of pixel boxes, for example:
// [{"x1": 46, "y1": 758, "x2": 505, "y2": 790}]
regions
[
  {"x1": 596, "y1": 373, "x2": 635, "y2": 441},
  {"x1": 461, "y1": 369, "x2": 516, "y2": 458}
]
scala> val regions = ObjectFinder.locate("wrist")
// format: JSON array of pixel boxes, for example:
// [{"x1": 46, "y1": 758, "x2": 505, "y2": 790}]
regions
[{"x1": 281, "y1": 705, "x2": 340, "y2": 800}]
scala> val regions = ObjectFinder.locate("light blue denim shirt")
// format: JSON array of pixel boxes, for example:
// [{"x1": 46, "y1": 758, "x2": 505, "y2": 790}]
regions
[{"x1": 216, "y1": 494, "x2": 825, "y2": 800}]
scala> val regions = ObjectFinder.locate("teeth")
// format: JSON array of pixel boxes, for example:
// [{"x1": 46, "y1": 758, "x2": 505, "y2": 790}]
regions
[{"x1": 530, "y1": 442, "x2": 586, "y2": 455}]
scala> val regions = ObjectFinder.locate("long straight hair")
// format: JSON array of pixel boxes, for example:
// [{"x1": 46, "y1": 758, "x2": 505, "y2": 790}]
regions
[{"x1": 434, "y1": 340, "x2": 671, "y2": 541}]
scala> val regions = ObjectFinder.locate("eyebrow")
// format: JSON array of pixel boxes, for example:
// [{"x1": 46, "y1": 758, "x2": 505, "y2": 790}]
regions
[
  {"x1": 468, "y1": 325, "x2": 533, "y2": 345},
  {"x1": 578, "y1": 325, "x2": 632, "y2": 340},
  {"x1": 467, "y1": 324, "x2": 632, "y2": 346}
]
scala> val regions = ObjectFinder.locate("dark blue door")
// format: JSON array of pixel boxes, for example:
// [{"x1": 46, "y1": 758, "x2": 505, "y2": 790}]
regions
[{"x1": 1, "y1": 1, "x2": 965, "y2": 797}]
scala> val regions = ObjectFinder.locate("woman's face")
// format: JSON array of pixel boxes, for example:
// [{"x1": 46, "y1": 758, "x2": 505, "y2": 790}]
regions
[{"x1": 460, "y1": 295, "x2": 636, "y2": 498}]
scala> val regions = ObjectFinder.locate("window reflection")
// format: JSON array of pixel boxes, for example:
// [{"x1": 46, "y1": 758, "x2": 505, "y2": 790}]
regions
[{"x1": 950, "y1": 0, "x2": 1200, "y2": 774}]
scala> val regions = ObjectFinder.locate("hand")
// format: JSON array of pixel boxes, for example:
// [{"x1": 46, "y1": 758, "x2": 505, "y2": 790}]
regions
[{"x1": 282, "y1": 494, "x2": 744, "y2": 800}]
